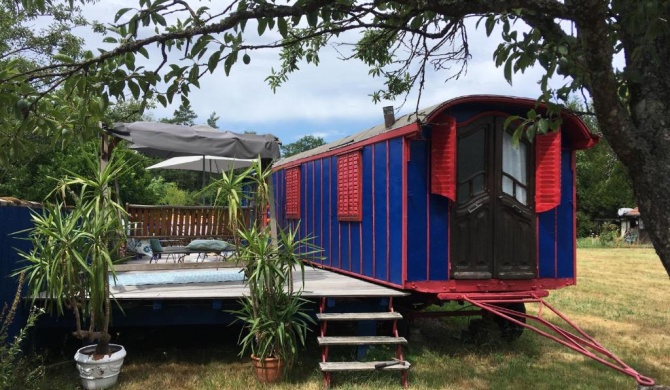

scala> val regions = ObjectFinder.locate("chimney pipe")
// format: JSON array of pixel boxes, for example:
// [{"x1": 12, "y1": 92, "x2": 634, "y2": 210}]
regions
[{"x1": 383, "y1": 106, "x2": 395, "y2": 129}]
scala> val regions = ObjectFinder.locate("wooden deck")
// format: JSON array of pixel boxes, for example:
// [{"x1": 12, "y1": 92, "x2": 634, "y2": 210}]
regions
[{"x1": 111, "y1": 256, "x2": 407, "y2": 300}]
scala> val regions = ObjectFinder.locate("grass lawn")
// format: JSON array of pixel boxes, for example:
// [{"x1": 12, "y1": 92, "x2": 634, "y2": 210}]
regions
[{"x1": 39, "y1": 248, "x2": 670, "y2": 389}]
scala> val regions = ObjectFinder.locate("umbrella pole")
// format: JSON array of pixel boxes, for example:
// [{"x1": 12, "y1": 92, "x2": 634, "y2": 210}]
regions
[{"x1": 202, "y1": 155, "x2": 206, "y2": 204}]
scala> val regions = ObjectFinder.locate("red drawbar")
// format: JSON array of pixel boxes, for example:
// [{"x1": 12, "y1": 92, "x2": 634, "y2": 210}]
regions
[
  {"x1": 535, "y1": 130, "x2": 562, "y2": 213},
  {"x1": 285, "y1": 167, "x2": 301, "y2": 219},
  {"x1": 337, "y1": 151, "x2": 363, "y2": 221},
  {"x1": 430, "y1": 117, "x2": 457, "y2": 202}
]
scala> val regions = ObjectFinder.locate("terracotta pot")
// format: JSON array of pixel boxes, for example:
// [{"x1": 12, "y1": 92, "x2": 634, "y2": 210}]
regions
[
  {"x1": 251, "y1": 355, "x2": 284, "y2": 383},
  {"x1": 74, "y1": 344, "x2": 126, "y2": 390}
]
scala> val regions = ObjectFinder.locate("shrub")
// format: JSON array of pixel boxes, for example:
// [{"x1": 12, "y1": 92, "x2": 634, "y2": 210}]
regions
[{"x1": 0, "y1": 273, "x2": 44, "y2": 390}]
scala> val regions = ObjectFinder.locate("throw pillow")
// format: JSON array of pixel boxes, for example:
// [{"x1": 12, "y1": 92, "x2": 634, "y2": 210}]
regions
[
  {"x1": 149, "y1": 238, "x2": 163, "y2": 253},
  {"x1": 185, "y1": 239, "x2": 230, "y2": 251},
  {"x1": 127, "y1": 239, "x2": 153, "y2": 259}
]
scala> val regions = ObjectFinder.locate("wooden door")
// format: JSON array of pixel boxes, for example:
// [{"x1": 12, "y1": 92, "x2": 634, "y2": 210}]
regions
[{"x1": 450, "y1": 116, "x2": 536, "y2": 280}]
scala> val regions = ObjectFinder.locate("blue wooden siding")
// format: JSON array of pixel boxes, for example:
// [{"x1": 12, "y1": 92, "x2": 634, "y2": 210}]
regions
[
  {"x1": 537, "y1": 149, "x2": 575, "y2": 279},
  {"x1": 406, "y1": 139, "x2": 429, "y2": 281},
  {"x1": 556, "y1": 150, "x2": 575, "y2": 278},
  {"x1": 274, "y1": 139, "x2": 404, "y2": 287}
]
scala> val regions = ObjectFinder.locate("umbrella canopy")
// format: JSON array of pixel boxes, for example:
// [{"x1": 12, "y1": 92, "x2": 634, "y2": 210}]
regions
[
  {"x1": 146, "y1": 155, "x2": 256, "y2": 173},
  {"x1": 108, "y1": 122, "x2": 281, "y2": 160}
]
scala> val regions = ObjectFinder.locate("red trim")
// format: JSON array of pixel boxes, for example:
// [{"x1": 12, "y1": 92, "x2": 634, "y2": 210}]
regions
[
  {"x1": 285, "y1": 167, "x2": 301, "y2": 219},
  {"x1": 279, "y1": 122, "x2": 421, "y2": 169},
  {"x1": 328, "y1": 157, "x2": 332, "y2": 267},
  {"x1": 312, "y1": 161, "x2": 315, "y2": 244},
  {"x1": 446, "y1": 201, "x2": 451, "y2": 280},
  {"x1": 422, "y1": 95, "x2": 598, "y2": 150},
  {"x1": 320, "y1": 160, "x2": 323, "y2": 253},
  {"x1": 405, "y1": 278, "x2": 575, "y2": 294}
]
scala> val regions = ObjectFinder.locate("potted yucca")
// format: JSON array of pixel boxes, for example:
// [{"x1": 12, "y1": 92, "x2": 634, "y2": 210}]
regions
[
  {"x1": 17, "y1": 153, "x2": 127, "y2": 390},
  {"x1": 208, "y1": 159, "x2": 320, "y2": 382}
]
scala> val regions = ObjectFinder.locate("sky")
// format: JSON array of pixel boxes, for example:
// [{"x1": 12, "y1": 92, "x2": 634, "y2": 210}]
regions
[{"x1": 78, "y1": 2, "x2": 575, "y2": 146}]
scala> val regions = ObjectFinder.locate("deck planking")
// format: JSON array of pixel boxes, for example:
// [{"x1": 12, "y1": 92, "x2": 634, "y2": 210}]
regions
[{"x1": 110, "y1": 265, "x2": 407, "y2": 300}]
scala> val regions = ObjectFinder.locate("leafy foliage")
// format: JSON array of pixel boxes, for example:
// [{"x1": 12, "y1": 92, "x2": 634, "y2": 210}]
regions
[
  {"x1": 280, "y1": 135, "x2": 326, "y2": 158},
  {"x1": 209, "y1": 160, "x2": 320, "y2": 370},
  {"x1": 16, "y1": 152, "x2": 128, "y2": 355},
  {"x1": 0, "y1": 274, "x2": 44, "y2": 390}
]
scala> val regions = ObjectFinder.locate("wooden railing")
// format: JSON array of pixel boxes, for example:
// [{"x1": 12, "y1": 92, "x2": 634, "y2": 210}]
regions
[{"x1": 125, "y1": 204, "x2": 255, "y2": 242}]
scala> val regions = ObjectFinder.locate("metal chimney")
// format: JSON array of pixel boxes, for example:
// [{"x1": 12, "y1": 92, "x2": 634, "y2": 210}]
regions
[{"x1": 383, "y1": 106, "x2": 395, "y2": 129}]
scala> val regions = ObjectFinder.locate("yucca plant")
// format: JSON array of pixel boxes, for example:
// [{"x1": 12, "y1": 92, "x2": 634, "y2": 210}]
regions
[
  {"x1": 15, "y1": 153, "x2": 127, "y2": 356},
  {"x1": 210, "y1": 159, "x2": 321, "y2": 376}
]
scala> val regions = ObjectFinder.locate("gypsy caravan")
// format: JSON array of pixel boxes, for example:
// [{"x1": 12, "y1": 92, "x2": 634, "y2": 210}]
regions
[{"x1": 272, "y1": 95, "x2": 654, "y2": 386}]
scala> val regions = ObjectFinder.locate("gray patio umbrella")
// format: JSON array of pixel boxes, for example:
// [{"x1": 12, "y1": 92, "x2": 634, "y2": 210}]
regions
[{"x1": 107, "y1": 122, "x2": 280, "y2": 160}]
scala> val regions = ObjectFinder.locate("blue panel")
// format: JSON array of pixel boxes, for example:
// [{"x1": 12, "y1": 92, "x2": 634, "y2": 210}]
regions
[
  {"x1": 537, "y1": 209, "x2": 557, "y2": 278},
  {"x1": 557, "y1": 150, "x2": 575, "y2": 278},
  {"x1": 373, "y1": 142, "x2": 388, "y2": 281},
  {"x1": 388, "y1": 138, "x2": 404, "y2": 285},
  {"x1": 329, "y1": 156, "x2": 339, "y2": 268},
  {"x1": 406, "y1": 140, "x2": 429, "y2": 281},
  {"x1": 0, "y1": 206, "x2": 35, "y2": 339},
  {"x1": 361, "y1": 146, "x2": 375, "y2": 277},
  {"x1": 313, "y1": 160, "x2": 322, "y2": 252},
  {"x1": 341, "y1": 222, "x2": 351, "y2": 271},
  {"x1": 321, "y1": 158, "x2": 331, "y2": 265},
  {"x1": 304, "y1": 161, "x2": 313, "y2": 247},
  {"x1": 351, "y1": 222, "x2": 361, "y2": 274},
  {"x1": 429, "y1": 197, "x2": 449, "y2": 281}
]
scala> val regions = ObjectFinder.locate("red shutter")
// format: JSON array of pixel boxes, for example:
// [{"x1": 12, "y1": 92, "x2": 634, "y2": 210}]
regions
[
  {"x1": 337, "y1": 151, "x2": 362, "y2": 221},
  {"x1": 285, "y1": 167, "x2": 301, "y2": 219},
  {"x1": 431, "y1": 117, "x2": 457, "y2": 201},
  {"x1": 535, "y1": 130, "x2": 562, "y2": 213}
]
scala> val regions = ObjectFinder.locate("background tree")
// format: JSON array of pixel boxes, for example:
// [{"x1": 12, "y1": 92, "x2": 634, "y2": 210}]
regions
[
  {"x1": 573, "y1": 102, "x2": 635, "y2": 237},
  {"x1": 1, "y1": 1, "x2": 670, "y2": 276},
  {"x1": 161, "y1": 102, "x2": 197, "y2": 126},
  {"x1": 207, "y1": 112, "x2": 220, "y2": 129},
  {"x1": 281, "y1": 135, "x2": 326, "y2": 158}
]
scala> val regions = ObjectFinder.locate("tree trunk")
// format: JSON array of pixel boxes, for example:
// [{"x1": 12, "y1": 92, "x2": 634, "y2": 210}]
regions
[{"x1": 581, "y1": 0, "x2": 670, "y2": 277}]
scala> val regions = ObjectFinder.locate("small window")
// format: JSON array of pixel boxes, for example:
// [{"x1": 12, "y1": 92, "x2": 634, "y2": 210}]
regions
[
  {"x1": 337, "y1": 151, "x2": 362, "y2": 221},
  {"x1": 285, "y1": 167, "x2": 301, "y2": 219}
]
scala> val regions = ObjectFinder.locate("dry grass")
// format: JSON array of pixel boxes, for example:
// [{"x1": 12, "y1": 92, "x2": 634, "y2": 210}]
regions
[{"x1": 40, "y1": 248, "x2": 670, "y2": 389}]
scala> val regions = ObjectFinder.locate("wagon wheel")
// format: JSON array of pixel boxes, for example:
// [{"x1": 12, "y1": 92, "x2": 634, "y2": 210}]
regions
[{"x1": 492, "y1": 302, "x2": 526, "y2": 342}]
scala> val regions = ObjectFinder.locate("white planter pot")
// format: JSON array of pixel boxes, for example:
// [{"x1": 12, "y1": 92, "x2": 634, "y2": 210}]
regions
[{"x1": 74, "y1": 344, "x2": 126, "y2": 390}]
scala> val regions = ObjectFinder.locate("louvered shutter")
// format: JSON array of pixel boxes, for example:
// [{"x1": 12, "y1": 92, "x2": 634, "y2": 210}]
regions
[
  {"x1": 535, "y1": 130, "x2": 562, "y2": 213},
  {"x1": 337, "y1": 151, "x2": 362, "y2": 221},
  {"x1": 431, "y1": 117, "x2": 457, "y2": 201},
  {"x1": 285, "y1": 167, "x2": 301, "y2": 219}
]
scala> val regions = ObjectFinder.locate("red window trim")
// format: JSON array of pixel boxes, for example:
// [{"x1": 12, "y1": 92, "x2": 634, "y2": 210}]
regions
[
  {"x1": 285, "y1": 166, "x2": 301, "y2": 219},
  {"x1": 337, "y1": 151, "x2": 363, "y2": 222}
]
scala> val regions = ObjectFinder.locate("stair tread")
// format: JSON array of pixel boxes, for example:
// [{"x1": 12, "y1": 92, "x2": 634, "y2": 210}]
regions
[
  {"x1": 319, "y1": 361, "x2": 411, "y2": 371},
  {"x1": 317, "y1": 312, "x2": 403, "y2": 321},
  {"x1": 318, "y1": 336, "x2": 408, "y2": 345}
]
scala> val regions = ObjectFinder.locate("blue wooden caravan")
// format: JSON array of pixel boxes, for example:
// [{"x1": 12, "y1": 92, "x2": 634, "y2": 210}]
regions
[
  {"x1": 272, "y1": 95, "x2": 656, "y2": 386},
  {"x1": 272, "y1": 95, "x2": 598, "y2": 297}
]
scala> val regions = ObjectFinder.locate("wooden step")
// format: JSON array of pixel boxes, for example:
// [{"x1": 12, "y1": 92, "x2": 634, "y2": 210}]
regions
[
  {"x1": 318, "y1": 336, "x2": 408, "y2": 346},
  {"x1": 316, "y1": 312, "x2": 403, "y2": 321},
  {"x1": 319, "y1": 361, "x2": 411, "y2": 372}
]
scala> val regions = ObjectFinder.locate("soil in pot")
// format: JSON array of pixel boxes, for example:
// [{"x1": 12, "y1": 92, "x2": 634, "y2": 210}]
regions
[{"x1": 251, "y1": 355, "x2": 284, "y2": 383}]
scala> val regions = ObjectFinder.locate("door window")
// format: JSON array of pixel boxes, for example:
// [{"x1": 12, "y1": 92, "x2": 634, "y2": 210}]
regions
[
  {"x1": 457, "y1": 128, "x2": 487, "y2": 205},
  {"x1": 502, "y1": 132, "x2": 528, "y2": 205}
]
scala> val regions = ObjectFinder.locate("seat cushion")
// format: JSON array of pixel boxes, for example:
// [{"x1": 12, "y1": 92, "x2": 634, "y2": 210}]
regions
[{"x1": 185, "y1": 239, "x2": 230, "y2": 251}]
